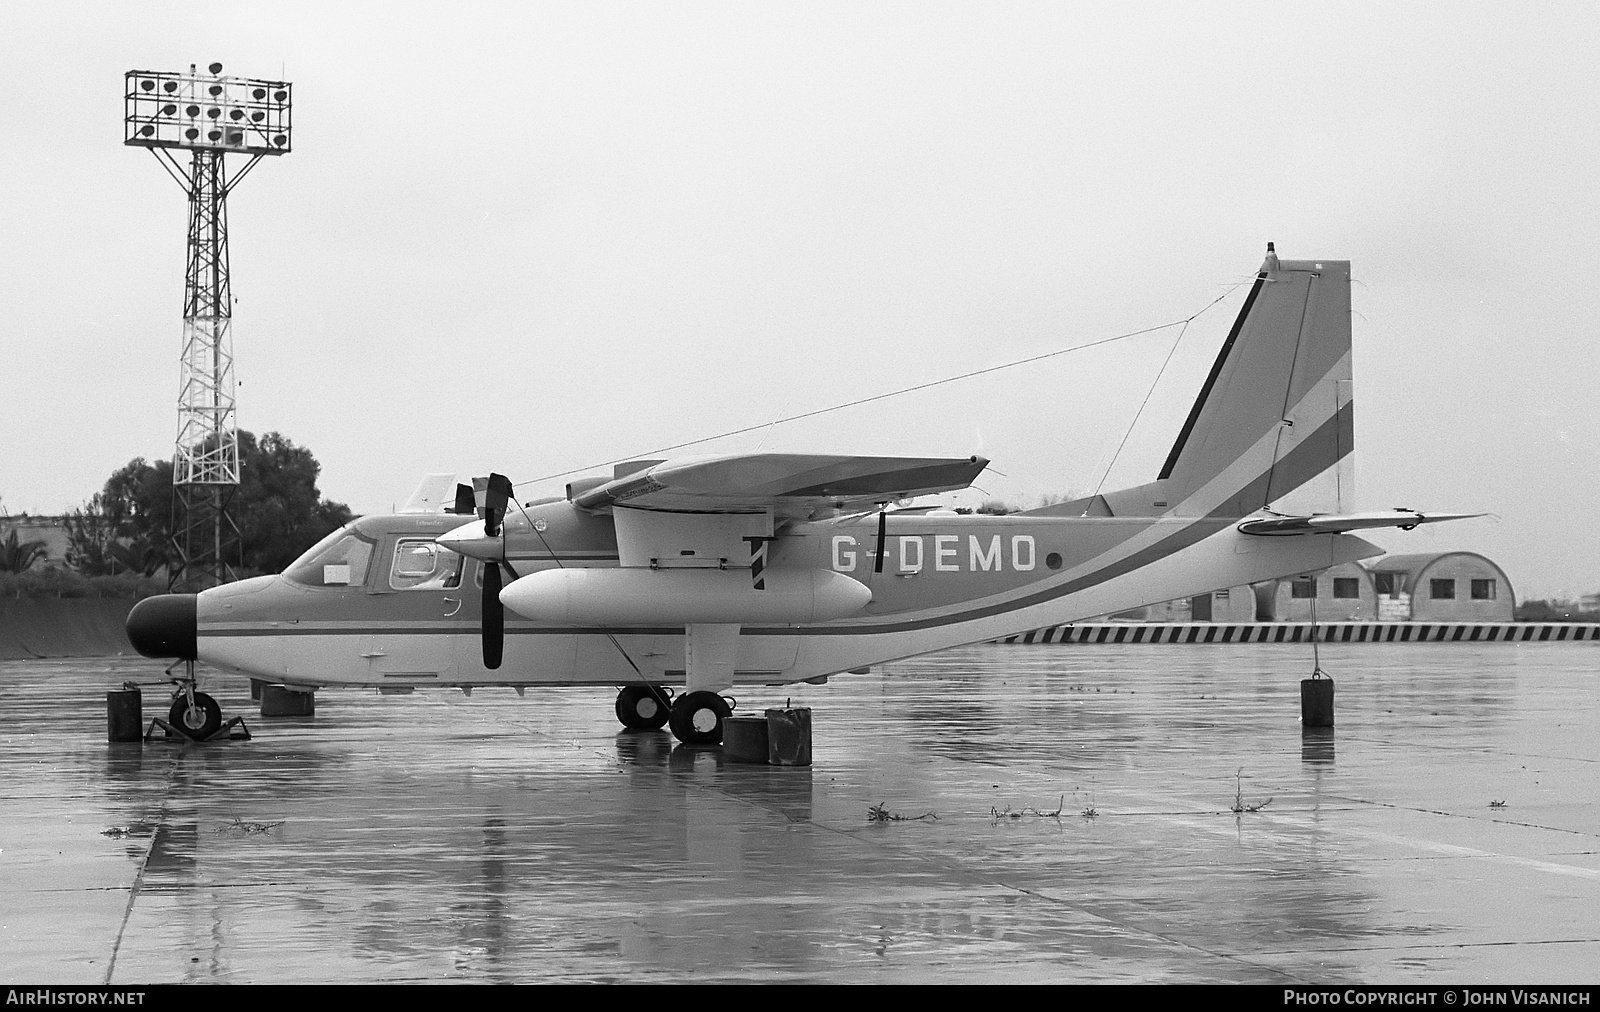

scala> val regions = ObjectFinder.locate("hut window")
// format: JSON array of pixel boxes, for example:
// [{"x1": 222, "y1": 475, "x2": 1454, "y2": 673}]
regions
[
  {"x1": 1333, "y1": 578, "x2": 1360, "y2": 599},
  {"x1": 1471, "y1": 578, "x2": 1496, "y2": 600},
  {"x1": 1430, "y1": 578, "x2": 1456, "y2": 600},
  {"x1": 1291, "y1": 577, "x2": 1317, "y2": 599},
  {"x1": 1374, "y1": 572, "x2": 1398, "y2": 596}
]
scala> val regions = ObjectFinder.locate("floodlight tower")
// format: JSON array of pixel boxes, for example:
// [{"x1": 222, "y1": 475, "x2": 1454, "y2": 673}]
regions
[{"x1": 124, "y1": 62, "x2": 292, "y2": 590}]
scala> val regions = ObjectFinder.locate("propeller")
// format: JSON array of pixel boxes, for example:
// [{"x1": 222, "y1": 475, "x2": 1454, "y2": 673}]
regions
[{"x1": 461, "y1": 473, "x2": 515, "y2": 670}]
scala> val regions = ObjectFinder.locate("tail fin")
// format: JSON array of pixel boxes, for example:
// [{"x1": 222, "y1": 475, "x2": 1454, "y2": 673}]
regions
[{"x1": 1104, "y1": 247, "x2": 1353, "y2": 518}]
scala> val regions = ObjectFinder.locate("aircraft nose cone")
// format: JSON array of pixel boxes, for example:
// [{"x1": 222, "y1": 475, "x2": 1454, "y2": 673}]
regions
[{"x1": 125, "y1": 594, "x2": 197, "y2": 660}]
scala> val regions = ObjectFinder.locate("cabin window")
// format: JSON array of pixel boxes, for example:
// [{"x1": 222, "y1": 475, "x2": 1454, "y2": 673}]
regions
[
  {"x1": 389, "y1": 539, "x2": 464, "y2": 591},
  {"x1": 1374, "y1": 572, "x2": 1398, "y2": 597},
  {"x1": 1471, "y1": 578, "x2": 1496, "y2": 600},
  {"x1": 1332, "y1": 578, "x2": 1360, "y2": 599},
  {"x1": 283, "y1": 530, "x2": 375, "y2": 588},
  {"x1": 1290, "y1": 577, "x2": 1317, "y2": 599},
  {"x1": 1430, "y1": 578, "x2": 1456, "y2": 600}
]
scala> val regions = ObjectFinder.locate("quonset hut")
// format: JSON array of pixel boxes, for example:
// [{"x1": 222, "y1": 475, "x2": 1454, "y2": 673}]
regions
[
  {"x1": 1363, "y1": 552, "x2": 1514, "y2": 622},
  {"x1": 1126, "y1": 552, "x2": 1515, "y2": 623},
  {"x1": 1256, "y1": 560, "x2": 1376, "y2": 622}
]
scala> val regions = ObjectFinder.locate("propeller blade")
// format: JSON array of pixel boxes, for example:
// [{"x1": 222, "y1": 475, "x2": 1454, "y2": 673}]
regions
[
  {"x1": 873, "y1": 507, "x2": 888, "y2": 574},
  {"x1": 486, "y1": 473, "x2": 512, "y2": 512},
  {"x1": 474, "y1": 472, "x2": 514, "y2": 537},
  {"x1": 448, "y1": 483, "x2": 475, "y2": 515},
  {"x1": 482, "y1": 561, "x2": 504, "y2": 670}
]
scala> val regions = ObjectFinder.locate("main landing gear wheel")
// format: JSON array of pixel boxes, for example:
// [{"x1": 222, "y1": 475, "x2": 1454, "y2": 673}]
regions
[
  {"x1": 169, "y1": 692, "x2": 222, "y2": 740},
  {"x1": 668, "y1": 691, "x2": 732, "y2": 745},
  {"x1": 615, "y1": 685, "x2": 672, "y2": 731}
]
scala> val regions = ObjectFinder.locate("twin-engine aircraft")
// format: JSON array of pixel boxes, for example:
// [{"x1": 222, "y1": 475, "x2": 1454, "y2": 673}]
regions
[{"x1": 128, "y1": 248, "x2": 1474, "y2": 743}]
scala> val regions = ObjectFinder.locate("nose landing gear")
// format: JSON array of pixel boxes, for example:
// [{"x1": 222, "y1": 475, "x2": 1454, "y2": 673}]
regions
[{"x1": 146, "y1": 660, "x2": 251, "y2": 742}]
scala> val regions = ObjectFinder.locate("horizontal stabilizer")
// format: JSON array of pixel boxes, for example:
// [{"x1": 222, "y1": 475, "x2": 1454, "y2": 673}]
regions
[{"x1": 1238, "y1": 510, "x2": 1484, "y2": 537}]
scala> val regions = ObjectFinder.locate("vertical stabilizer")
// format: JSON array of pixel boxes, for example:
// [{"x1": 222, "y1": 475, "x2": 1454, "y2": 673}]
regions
[{"x1": 1102, "y1": 248, "x2": 1353, "y2": 518}]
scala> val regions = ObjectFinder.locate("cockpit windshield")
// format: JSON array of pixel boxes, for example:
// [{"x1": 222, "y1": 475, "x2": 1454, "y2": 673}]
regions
[{"x1": 283, "y1": 524, "x2": 377, "y2": 588}]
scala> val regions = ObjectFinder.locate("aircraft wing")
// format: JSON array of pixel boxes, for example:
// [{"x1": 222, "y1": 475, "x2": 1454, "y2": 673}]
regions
[
  {"x1": 569, "y1": 453, "x2": 990, "y2": 515},
  {"x1": 1238, "y1": 510, "x2": 1484, "y2": 536}
]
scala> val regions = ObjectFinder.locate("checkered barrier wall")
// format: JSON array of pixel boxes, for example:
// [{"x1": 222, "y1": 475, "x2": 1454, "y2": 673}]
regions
[{"x1": 997, "y1": 623, "x2": 1600, "y2": 645}]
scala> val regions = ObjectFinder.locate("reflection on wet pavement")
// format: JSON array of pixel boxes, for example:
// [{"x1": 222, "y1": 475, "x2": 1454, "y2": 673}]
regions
[{"x1": 1, "y1": 643, "x2": 1596, "y2": 982}]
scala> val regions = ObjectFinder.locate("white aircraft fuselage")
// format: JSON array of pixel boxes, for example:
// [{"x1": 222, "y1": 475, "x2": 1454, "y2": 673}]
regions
[{"x1": 191, "y1": 505, "x2": 1378, "y2": 691}]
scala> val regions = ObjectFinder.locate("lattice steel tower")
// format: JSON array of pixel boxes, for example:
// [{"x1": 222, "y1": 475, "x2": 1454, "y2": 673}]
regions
[{"x1": 124, "y1": 62, "x2": 292, "y2": 590}]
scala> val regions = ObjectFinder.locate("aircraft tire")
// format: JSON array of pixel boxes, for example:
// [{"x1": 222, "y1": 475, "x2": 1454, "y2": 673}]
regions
[
  {"x1": 169, "y1": 692, "x2": 222, "y2": 740},
  {"x1": 615, "y1": 685, "x2": 672, "y2": 730},
  {"x1": 668, "y1": 691, "x2": 731, "y2": 745}
]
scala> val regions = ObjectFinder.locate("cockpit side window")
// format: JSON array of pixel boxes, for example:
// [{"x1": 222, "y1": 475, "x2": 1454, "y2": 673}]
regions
[
  {"x1": 283, "y1": 531, "x2": 377, "y2": 588},
  {"x1": 389, "y1": 538, "x2": 464, "y2": 591}
]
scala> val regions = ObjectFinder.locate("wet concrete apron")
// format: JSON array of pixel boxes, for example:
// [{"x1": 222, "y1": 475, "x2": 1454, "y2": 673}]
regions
[{"x1": 2, "y1": 643, "x2": 1596, "y2": 983}]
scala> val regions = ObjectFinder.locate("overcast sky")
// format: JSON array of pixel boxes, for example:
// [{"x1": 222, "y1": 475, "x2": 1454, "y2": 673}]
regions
[{"x1": 3, "y1": 2, "x2": 1597, "y2": 597}]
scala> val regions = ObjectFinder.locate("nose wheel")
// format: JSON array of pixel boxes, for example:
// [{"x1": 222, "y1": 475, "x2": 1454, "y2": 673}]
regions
[{"x1": 169, "y1": 691, "x2": 223, "y2": 739}]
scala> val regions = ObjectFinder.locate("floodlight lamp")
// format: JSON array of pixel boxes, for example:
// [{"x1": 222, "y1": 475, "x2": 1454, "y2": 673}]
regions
[
  {"x1": 208, "y1": 62, "x2": 223, "y2": 74},
  {"x1": 125, "y1": 66, "x2": 293, "y2": 156}
]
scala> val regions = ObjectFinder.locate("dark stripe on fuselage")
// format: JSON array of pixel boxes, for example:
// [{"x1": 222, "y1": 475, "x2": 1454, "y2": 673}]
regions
[{"x1": 202, "y1": 624, "x2": 687, "y2": 639}]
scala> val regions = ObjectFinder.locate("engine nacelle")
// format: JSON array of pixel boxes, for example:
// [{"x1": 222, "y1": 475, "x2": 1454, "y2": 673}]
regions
[{"x1": 499, "y1": 567, "x2": 872, "y2": 625}]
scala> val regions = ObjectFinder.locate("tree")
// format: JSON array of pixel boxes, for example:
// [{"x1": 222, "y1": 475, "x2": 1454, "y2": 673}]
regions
[
  {"x1": 64, "y1": 457, "x2": 174, "y2": 576},
  {"x1": 0, "y1": 529, "x2": 48, "y2": 573},
  {"x1": 67, "y1": 432, "x2": 354, "y2": 580},
  {"x1": 234, "y1": 431, "x2": 354, "y2": 574}
]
